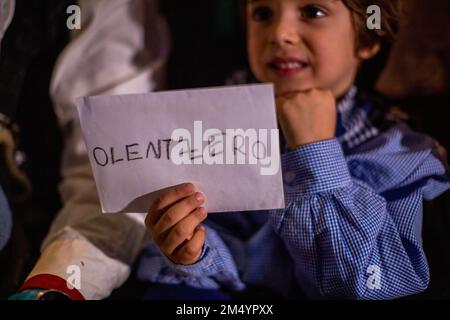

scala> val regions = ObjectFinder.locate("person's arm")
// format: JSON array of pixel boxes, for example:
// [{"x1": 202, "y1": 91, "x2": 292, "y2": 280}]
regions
[
  {"x1": 270, "y1": 125, "x2": 450, "y2": 299},
  {"x1": 142, "y1": 183, "x2": 246, "y2": 292},
  {"x1": 21, "y1": 0, "x2": 170, "y2": 300},
  {"x1": 23, "y1": 164, "x2": 147, "y2": 300},
  {"x1": 157, "y1": 224, "x2": 246, "y2": 291}
]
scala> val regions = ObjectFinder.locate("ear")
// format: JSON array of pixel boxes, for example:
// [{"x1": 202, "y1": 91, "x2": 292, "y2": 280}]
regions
[{"x1": 357, "y1": 42, "x2": 381, "y2": 60}]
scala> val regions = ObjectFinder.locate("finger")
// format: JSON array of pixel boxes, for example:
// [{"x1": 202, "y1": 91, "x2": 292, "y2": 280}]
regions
[
  {"x1": 152, "y1": 192, "x2": 205, "y2": 241},
  {"x1": 160, "y1": 207, "x2": 207, "y2": 255},
  {"x1": 145, "y1": 183, "x2": 196, "y2": 230},
  {"x1": 172, "y1": 225, "x2": 206, "y2": 265}
]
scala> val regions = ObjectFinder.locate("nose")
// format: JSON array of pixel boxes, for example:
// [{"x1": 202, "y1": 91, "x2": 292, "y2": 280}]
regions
[{"x1": 270, "y1": 14, "x2": 300, "y2": 47}]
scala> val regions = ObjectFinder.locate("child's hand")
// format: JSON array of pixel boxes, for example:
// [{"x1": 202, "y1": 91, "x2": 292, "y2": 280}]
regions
[
  {"x1": 145, "y1": 183, "x2": 208, "y2": 265},
  {"x1": 276, "y1": 89, "x2": 336, "y2": 149}
]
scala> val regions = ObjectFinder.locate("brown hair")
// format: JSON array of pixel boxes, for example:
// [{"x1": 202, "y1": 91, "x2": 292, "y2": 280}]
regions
[{"x1": 342, "y1": 0, "x2": 402, "y2": 49}]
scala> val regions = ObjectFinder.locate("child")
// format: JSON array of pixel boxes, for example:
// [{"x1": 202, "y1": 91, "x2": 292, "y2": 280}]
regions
[
  {"x1": 15, "y1": 0, "x2": 449, "y2": 300},
  {"x1": 142, "y1": 0, "x2": 450, "y2": 299}
]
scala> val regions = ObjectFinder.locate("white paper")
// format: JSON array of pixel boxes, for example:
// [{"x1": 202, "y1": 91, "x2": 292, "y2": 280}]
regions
[{"x1": 76, "y1": 84, "x2": 285, "y2": 213}]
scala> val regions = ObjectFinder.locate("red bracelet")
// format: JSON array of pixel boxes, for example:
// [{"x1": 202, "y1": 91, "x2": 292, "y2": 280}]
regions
[{"x1": 20, "y1": 274, "x2": 85, "y2": 300}]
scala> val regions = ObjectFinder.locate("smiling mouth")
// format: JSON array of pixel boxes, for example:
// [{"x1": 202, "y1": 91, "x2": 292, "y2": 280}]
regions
[{"x1": 268, "y1": 58, "x2": 309, "y2": 76}]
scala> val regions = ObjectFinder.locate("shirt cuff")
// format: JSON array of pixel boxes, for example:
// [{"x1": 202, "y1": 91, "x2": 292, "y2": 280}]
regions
[
  {"x1": 161, "y1": 225, "x2": 245, "y2": 290},
  {"x1": 162, "y1": 240, "x2": 214, "y2": 278},
  {"x1": 281, "y1": 138, "x2": 352, "y2": 197}
]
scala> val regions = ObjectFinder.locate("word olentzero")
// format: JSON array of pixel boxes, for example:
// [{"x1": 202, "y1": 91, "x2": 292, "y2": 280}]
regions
[{"x1": 91, "y1": 121, "x2": 280, "y2": 176}]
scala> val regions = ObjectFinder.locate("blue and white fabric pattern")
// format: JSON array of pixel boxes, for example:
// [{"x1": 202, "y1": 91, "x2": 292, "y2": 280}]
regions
[{"x1": 136, "y1": 86, "x2": 450, "y2": 300}]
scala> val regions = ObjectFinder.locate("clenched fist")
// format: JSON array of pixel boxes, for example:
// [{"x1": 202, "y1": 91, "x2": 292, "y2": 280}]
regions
[
  {"x1": 145, "y1": 183, "x2": 208, "y2": 265},
  {"x1": 276, "y1": 89, "x2": 337, "y2": 149}
]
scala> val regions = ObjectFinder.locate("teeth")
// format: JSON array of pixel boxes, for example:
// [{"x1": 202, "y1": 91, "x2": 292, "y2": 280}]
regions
[{"x1": 276, "y1": 62, "x2": 302, "y2": 69}]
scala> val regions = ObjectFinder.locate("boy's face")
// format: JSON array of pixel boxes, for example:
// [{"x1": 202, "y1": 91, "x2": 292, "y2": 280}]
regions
[{"x1": 247, "y1": 0, "x2": 373, "y2": 97}]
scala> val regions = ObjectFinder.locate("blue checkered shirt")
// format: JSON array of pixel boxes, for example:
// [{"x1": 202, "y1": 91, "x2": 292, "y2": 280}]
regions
[{"x1": 137, "y1": 87, "x2": 450, "y2": 299}]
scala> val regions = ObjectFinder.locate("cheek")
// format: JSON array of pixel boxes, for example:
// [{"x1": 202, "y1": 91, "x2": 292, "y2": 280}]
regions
[{"x1": 309, "y1": 32, "x2": 357, "y2": 76}]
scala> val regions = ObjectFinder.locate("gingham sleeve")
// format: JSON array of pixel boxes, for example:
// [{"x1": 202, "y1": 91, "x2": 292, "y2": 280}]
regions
[
  {"x1": 270, "y1": 132, "x2": 449, "y2": 299},
  {"x1": 163, "y1": 225, "x2": 245, "y2": 291},
  {"x1": 135, "y1": 224, "x2": 246, "y2": 291}
]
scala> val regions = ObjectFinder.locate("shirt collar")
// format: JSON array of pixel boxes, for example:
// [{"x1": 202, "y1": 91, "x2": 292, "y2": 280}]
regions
[{"x1": 335, "y1": 86, "x2": 381, "y2": 151}]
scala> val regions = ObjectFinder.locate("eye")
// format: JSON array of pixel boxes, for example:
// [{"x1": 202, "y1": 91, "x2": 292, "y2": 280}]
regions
[
  {"x1": 300, "y1": 5, "x2": 326, "y2": 19},
  {"x1": 251, "y1": 6, "x2": 273, "y2": 22}
]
